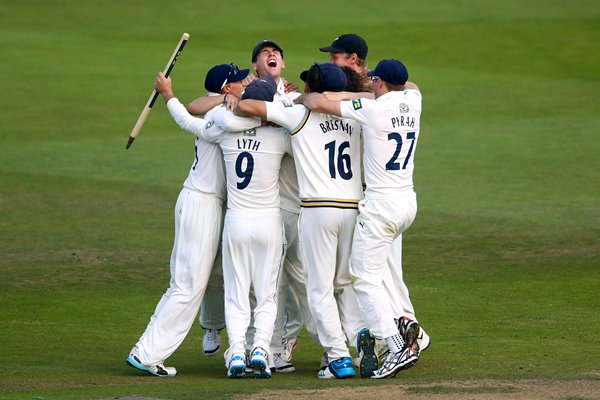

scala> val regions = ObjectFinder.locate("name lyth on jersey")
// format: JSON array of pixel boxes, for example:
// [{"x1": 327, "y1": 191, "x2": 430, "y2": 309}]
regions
[
  {"x1": 319, "y1": 119, "x2": 354, "y2": 135},
  {"x1": 237, "y1": 138, "x2": 260, "y2": 151},
  {"x1": 391, "y1": 115, "x2": 415, "y2": 128}
]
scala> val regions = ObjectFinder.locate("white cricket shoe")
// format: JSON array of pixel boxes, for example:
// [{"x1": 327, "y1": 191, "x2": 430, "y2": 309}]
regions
[
  {"x1": 250, "y1": 347, "x2": 271, "y2": 379},
  {"x1": 320, "y1": 351, "x2": 329, "y2": 369},
  {"x1": 126, "y1": 350, "x2": 176, "y2": 377},
  {"x1": 226, "y1": 353, "x2": 246, "y2": 379},
  {"x1": 417, "y1": 327, "x2": 431, "y2": 353},
  {"x1": 202, "y1": 329, "x2": 221, "y2": 356},
  {"x1": 272, "y1": 353, "x2": 295, "y2": 373},
  {"x1": 371, "y1": 345, "x2": 418, "y2": 379},
  {"x1": 280, "y1": 337, "x2": 298, "y2": 363}
]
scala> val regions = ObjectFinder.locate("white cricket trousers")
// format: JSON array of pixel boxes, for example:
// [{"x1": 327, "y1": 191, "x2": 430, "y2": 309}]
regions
[
  {"x1": 223, "y1": 209, "x2": 285, "y2": 355},
  {"x1": 383, "y1": 235, "x2": 417, "y2": 321},
  {"x1": 300, "y1": 207, "x2": 366, "y2": 360},
  {"x1": 350, "y1": 192, "x2": 417, "y2": 340},
  {"x1": 198, "y1": 247, "x2": 225, "y2": 330},
  {"x1": 135, "y1": 188, "x2": 223, "y2": 365},
  {"x1": 270, "y1": 209, "x2": 319, "y2": 354}
]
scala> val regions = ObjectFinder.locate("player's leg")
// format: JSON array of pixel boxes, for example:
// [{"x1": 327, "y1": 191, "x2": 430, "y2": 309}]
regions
[
  {"x1": 284, "y1": 247, "x2": 319, "y2": 345},
  {"x1": 280, "y1": 210, "x2": 303, "y2": 343},
  {"x1": 383, "y1": 237, "x2": 414, "y2": 319},
  {"x1": 198, "y1": 200, "x2": 226, "y2": 357},
  {"x1": 300, "y1": 208, "x2": 355, "y2": 379},
  {"x1": 351, "y1": 196, "x2": 418, "y2": 378},
  {"x1": 198, "y1": 249, "x2": 225, "y2": 356},
  {"x1": 278, "y1": 209, "x2": 317, "y2": 361},
  {"x1": 333, "y1": 208, "x2": 376, "y2": 378},
  {"x1": 129, "y1": 189, "x2": 223, "y2": 374},
  {"x1": 250, "y1": 211, "x2": 285, "y2": 378},
  {"x1": 269, "y1": 266, "x2": 294, "y2": 372},
  {"x1": 384, "y1": 235, "x2": 430, "y2": 354},
  {"x1": 222, "y1": 210, "x2": 253, "y2": 376},
  {"x1": 334, "y1": 207, "x2": 364, "y2": 348}
]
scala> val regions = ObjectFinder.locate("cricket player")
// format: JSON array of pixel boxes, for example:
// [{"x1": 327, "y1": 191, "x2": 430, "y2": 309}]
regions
[
  {"x1": 169, "y1": 76, "x2": 292, "y2": 379},
  {"x1": 185, "y1": 40, "x2": 314, "y2": 372},
  {"x1": 235, "y1": 62, "x2": 377, "y2": 379},
  {"x1": 211, "y1": 76, "x2": 293, "y2": 379},
  {"x1": 319, "y1": 34, "x2": 370, "y2": 91},
  {"x1": 249, "y1": 40, "x2": 317, "y2": 371},
  {"x1": 126, "y1": 63, "x2": 251, "y2": 377},
  {"x1": 296, "y1": 59, "x2": 423, "y2": 378},
  {"x1": 321, "y1": 34, "x2": 431, "y2": 357}
]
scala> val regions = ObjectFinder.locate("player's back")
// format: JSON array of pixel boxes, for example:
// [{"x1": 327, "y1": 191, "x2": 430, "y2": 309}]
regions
[
  {"x1": 266, "y1": 101, "x2": 363, "y2": 207},
  {"x1": 218, "y1": 125, "x2": 291, "y2": 211},
  {"x1": 292, "y1": 110, "x2": 363, "y2": 206},
  {"x1": 341, "y1": 89, "x2": 422, "y2": 197}
]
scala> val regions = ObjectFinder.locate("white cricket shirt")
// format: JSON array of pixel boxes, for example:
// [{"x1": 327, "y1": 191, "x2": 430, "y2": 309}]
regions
[
  {"x1": 266, "y1": 101, "x2": 363, "y2": 208},
  {"x1": 164, "y1": 98, "x2": 234, "y2": 199},
  {"x1": 274, "y1": 80, "x2": 302, "y2": 213},
  {"x1": 339, "y1": 89, "x2": 421, "y2": 197},
  {"x1": 202, "y1": 105, "x2": 292, "y2": 211}
]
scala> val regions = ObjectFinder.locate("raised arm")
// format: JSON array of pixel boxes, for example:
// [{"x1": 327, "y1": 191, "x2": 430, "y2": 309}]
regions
[
  {"x1": 294, "y1": 92, "x2": 342, "y2": 117},
  {"x1": 153, "y1": 72, "x2": 209, "y2": 137},
  {"x1": 154, "y1": 72, "x2": 175, "y2": 102}
]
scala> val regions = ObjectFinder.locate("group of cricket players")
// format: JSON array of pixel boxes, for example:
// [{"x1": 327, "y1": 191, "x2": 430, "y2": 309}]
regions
[{"x1": 125, "y1": 33, "x2": 430, "y2": 380}]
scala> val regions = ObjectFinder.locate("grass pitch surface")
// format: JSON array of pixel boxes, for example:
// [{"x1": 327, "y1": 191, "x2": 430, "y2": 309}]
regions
[{"x1": 1, "y1": 1, "x2": 599, "y2": 399}]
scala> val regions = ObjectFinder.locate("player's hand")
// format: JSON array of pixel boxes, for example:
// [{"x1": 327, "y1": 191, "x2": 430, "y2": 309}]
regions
[
  {"x1": 154, "y1": 72, "x2": 174, "y2": 100},
  {"x1": 242, "y1": 73, "x2": 258, "y2": 86},
  {"x1": 224, "y1": 94, "x2": 240, "y2": 111},
  {"x1": 284, "y1": 80, "x2": 299, "y2": 93}
]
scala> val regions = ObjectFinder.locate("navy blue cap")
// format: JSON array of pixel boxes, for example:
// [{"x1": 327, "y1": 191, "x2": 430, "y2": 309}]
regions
[
  {"x1": 251, "y1": 40, "x2": 284, "y2": 62},
  {"x1": 300, "y1": 62, "x2": 348, "y2": 93},
  {"x1": 368, "y1": 59, "x2": 409, "y2": 85},
  {"x1": 319, "y1": 34, "x2": 368, "y2": 60},
  {"x1": 242, "y1": 75, "x2": 277, "y2": 101},
  {"x1": 204, "y1": 63, "x2": 249, "y2": 93}
]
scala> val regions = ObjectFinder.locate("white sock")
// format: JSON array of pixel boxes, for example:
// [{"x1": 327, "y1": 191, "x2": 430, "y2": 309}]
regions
[{"x1": 385, "y1": 333, "x2": 405, "y2": 354}]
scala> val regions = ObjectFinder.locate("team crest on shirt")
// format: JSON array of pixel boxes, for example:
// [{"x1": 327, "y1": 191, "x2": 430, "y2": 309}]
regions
[
  {"x1": 283, "y1": 101, "x2": 293, "y2": 108},
  {"x1": 398, "y1": 103, "x2": 409, "y2": 113},
  {"x1": 206, "y1": 120, "x2": 214, "y2": 128},
  {"x1": 352, "y1": 99, "x2": 362, "y2": 110},
  {"x1": 242, "y1": 128, "x2": 256, "y2": 136}
]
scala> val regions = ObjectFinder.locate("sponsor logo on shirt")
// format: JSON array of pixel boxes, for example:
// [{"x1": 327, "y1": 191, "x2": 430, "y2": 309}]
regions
[
  {"x1": 283, "y1": 101, "x2": 293, "y2": 108},
  {"x1": 352, "y1": 99, "x2": 362, "y2": 110},
  {"x1": 206, "y1": 120, "x2": 214, "y2": 128},
  {"x1": 399, "y1": 103, "x2": 409, "y2": 113},
  {"x1": 242, "y1": 128, "x2": 256, "y2": 136}
]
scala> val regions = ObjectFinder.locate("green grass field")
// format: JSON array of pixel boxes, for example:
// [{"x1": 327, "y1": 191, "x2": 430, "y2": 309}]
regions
[{"x1": 1, "y1": 1, "x2": 599, "y2": 399}]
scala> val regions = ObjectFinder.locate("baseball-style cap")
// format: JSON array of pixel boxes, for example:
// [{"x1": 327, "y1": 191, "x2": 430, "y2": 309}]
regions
[
  {"x1": 242, "y1": 75, "x2": 277, "y2": 101},
  {"x1": 368, "y1": 59, "x2": 409, "y2": 85},
  {"x1": 299, "y1": 62, "x2": 348, "y2": 93},
  {"x1": 319, "y1": 34, "x2": 368, "y2": 60},
  {"x1": 251, "y1": 40, "x2": 284, "y2": 62},
  {"x1": 204, "y1": 63, "x2": 249, "y2": 93}
]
